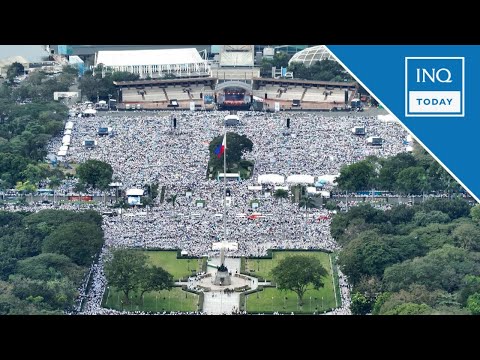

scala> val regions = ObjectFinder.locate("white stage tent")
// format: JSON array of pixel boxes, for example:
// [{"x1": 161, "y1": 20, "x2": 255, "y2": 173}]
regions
[
  {"x1": 378, "y1": 114, "x2": 396, "y2": 122},
  {"x1": 258, "y1": 174, "x2": 285, "y2": 184},
  {"x1": 286, "y1": 174, "x2": 315, "y2": 184},
  {"x1": 211, "y1": 242, "x2": 238, "y2": 251},
  {"x1": 83, "y1": 108, "x2": 97, "y2": 115},
  {"x1": 62, "y1": 135, "x2": 71, "y2": 145},
  {"x1": 126, "y1": 189, "x2": 144, "y2": 196}
]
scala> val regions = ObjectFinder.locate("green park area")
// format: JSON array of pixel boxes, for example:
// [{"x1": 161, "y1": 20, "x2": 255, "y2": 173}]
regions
[
  {"x1": 243, "y1": 251, "x2": 338, "y2": 314},
  {"x1": 143, "y1": 251, "x2": 205, "y2": 280},
  {"x1": 103, "y1": 251, "x2": 205, "y2": 312},
  {"x1": 103, "y1": 286, "x2": 199, "y2": 313}
]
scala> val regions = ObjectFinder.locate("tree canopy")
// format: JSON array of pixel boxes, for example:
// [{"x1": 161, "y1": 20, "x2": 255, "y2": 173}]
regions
[
  {"x1": 104, "y1": 249, "x2": 174, "y2": 303},
  {"x1": 76, "y1": 159, "x2": 113, "y2": 191},
  {"x1": 270, "y1": 255, "x2": 328, "y2": 305}
]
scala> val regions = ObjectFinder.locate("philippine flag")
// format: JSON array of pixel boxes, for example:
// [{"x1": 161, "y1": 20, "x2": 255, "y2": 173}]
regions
[{"x1": 214, "y1": 134, "x2": 226, "y2": 159}]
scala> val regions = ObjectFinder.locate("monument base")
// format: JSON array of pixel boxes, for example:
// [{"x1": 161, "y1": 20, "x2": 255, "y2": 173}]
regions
[{"x1": 213, "y1": 264, "x2": 231, "y2": 286}]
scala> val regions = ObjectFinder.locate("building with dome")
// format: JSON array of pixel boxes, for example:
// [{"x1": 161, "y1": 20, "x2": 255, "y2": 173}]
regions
[{"x1": 288, "y1": 45, "x2": 335, "y2": 67}]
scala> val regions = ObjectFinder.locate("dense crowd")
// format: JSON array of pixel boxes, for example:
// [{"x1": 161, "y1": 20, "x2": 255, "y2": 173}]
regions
[{"x1": 29, "y1": 110, "x2": 410, "y2": 314}]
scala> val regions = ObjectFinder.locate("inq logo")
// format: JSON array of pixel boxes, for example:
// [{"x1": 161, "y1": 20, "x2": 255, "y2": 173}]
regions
[
  {"x1": 416, "y1": 68, "x2": 452, "y2": 83},
  {"x1": 405, "y1": 57, "x2": 464, "y2": 117}
]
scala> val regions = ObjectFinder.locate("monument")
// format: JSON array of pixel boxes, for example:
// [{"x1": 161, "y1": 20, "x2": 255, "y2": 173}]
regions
[{"x1": 213, "y1": 245, "x2": 231, "y2": 285}]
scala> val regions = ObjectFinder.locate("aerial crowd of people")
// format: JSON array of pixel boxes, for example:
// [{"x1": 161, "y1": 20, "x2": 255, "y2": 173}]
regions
[{"x1": 8, "y1": 109, "x2": 410, "y2": 314}]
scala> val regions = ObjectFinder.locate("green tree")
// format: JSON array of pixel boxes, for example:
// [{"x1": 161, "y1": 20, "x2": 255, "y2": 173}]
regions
[
  {"x1": 6, "y1": 62, "x2": 24, "y2": 82},
  {"x1": 471, "y1": 204, "x2": 480, "y2": 223},
  {"x1": 15, "y1": 180, "x2": 37, "y2": 194},
  {"x1": 42, "y1": 222, "x2": 104, "y2": 266},
  {"x1": 208, "y1": 132, "x2": 253, "y2": 175},
  {"x1": 16, "y1": 253, "x2": 84, "y2": 283},
  {"x1": 421, "y1": 198, "x2": 470, "y2": 220},
  {"x1": 467, "y1": 293, "x2": 480, "y2": 315},
  {"x1": 452, "y1": 222, "x2": 480, "y2": 251},
  {"x1": 76, "y1": 159, "x2": 113, "y2": 191},
  {"x1": 335, "y1": 160, "x2": 374, "y2": 192},
  {"x1": 274, "y1": 189, "x2": 289, "y2": 200},
  {"x1": 376, "y1": 153, "x2": 418, "y2": 190},
  {"x1": 413, "y1": 210, "x2": 450, "y2": 226},
  {"x1": 383, "y1": 245, "x2": 480, "y2": 293},
  {"x1": 270, "y1": 255, "x2": 327, "y2": 306},
  {"x1": 395, "y1": 166, "x2": 427, "y2": 195},
  {"x1": 458, "y1": 275, "x2": 480, "y2": 305},
  {"x1": 139, "y1": 266, "x2": 174, "y2": 298},
  {"x1": 105, "y1": 249, "x2": 148, "y2": 302},
  {"x1": 350, "y1": 292, "x2": 372, "y2": 315},
  {"x1": 383, "y1": 302, "x2": 432, "y2": 315}
]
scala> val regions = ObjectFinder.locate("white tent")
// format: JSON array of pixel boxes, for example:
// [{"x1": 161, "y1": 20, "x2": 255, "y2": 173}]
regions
[
  {"x1": 65, "y1": 121, "x2": 74, "y2": 130},
  {"x1": 406, "y1": 145, "x2": 414, "y2": 152},
  {"x1": 57, "y1": 150, "x2": 67, "y2": 156},
  {"x1": 59, "y1": 145, "x2": 69, "y2": 152},
  {"x1": 378, "y1": 114, "x2": 396, "y2": 122},
  {"x1": 286, "y1": 174, "x2": 315, "y2": 184},
  {"x1": 62, "y1": 135, "x2": 71, "y2": 145},
  {"x1": 126, "y1": 188, "x2": 144, "y2": 196},
  {"x1": 406, "y1": 134, "x2": 413, "y2": 142},
  {"x1": 83, "y1": 108, "x2": 97, "y2": 115},
  {"x1": 211, "y1": 242, "x2": 238, "y2": 251},
  {"x1": 307, "y1": 187, "x2": 317, "y2": 194},
  {"x1": 258, "y1": 174, "x2": 285, "y2": 184},
  {"x1": 64, "y1": 129, "x2": 72, "y2": 135}
]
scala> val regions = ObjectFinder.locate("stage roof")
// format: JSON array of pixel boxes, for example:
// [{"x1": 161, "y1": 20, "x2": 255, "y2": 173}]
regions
[{"x1": 96, "y1": 48, "x2": 203, "y2": 67}]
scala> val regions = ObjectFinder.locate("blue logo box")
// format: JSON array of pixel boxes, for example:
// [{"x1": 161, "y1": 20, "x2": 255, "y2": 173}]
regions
[{"x1": 405, "y1": 57, "x2": 464, "y2": 117}]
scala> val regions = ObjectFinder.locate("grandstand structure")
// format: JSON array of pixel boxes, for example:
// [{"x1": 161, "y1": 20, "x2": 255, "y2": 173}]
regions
[
  {"x1": 94, "y1": 48, "x2": 211, "y2": 79},
  {"x1": 252, "y1": 77, "x2": 357, "y2": 110},
  {"x1": 114, "y1": 77, "x2": 216, "y2": 110},
  {"x1": 113, "y1": 76, "x2": 357, "y2": 111}
]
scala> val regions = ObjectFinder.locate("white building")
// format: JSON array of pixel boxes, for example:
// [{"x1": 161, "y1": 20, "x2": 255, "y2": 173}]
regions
[{"x1": 94, "y1": 48, "x2": 210, "y2": 79}]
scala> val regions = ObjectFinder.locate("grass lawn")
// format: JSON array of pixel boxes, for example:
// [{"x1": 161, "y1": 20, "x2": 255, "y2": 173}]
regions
[
  {"x1": 143, "y1": 251, "x2": 205, "y2": 280},
  {"x1": 245, "y1": 251, "x2": 331, "y2": 281},
  {"x1": 104, "y1": 286, "x2": 198, "y2": 312},
  {"x1": 244, "y1": 251, "x2": 337, "y2": 314}
]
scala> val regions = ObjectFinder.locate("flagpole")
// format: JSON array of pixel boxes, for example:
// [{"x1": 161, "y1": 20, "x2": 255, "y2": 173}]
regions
[{"x1": 222, "y1": 127, "x2": 227, "y2": 266}]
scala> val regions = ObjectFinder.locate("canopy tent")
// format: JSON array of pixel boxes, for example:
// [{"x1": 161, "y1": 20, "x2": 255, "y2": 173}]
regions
[
  {"x1": 83, "y1": 108, "x2": 97, "y2": 115},
  {"x1": 64, "y1": 129, "x2": 72, "y2": 135},
  {"x1": 126, "y1": 188, "x2": 144, "y2": 196},
  {"x1": 286, "y1": 174, "x2": 315, "y2": 184},
  {"x1": 59, "y1": 145, "x2": 69, "y2": 152},
  {"x1": 406, "y1": 145, "x2": 414, "y2": 152},
  {"x1": 180, "y1": 250, "x2": 188, "y2": 256},
  {"x1": 378, "y1": 114, "x2": 395, "y2": 122},
  {"x1": 306, "y1": 187, "x2": 317, "y2": 194},
  {"x1": 211, "y1": 242, "x2": 238, "y2": 251},
  {"x1": 65, "y1": 121, "x2": 74, "y2": 130},
  {"x1": 62, "y1": 135, "x2": 71, "y2": 145},
  {"x1": 258, "y1": 174, "x2": 285, "y2": 184},
  {"x1": 57, "y1": 150, "x2": 67, "y2": 156}
]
